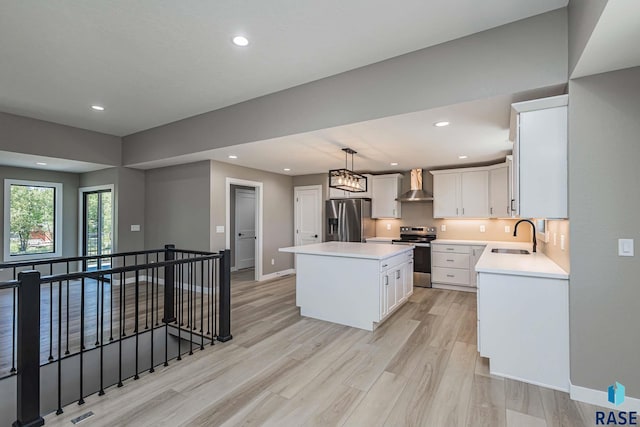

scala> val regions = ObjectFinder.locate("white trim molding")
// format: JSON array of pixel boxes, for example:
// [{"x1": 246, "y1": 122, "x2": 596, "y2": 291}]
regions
[
  {"x1": 225, "y1": 177, "x2": 264, "y2": 282},
  {"x1": 259, "y1": 268, "x2": 295, "y2": 282},
  {"x1": 570, "y1": 381, "x2": 640, "y2": 412}
]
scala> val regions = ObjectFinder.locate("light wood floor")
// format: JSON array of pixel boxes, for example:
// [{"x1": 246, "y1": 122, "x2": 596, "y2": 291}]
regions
[{"x1": 43, "y1": 271, "x2": 605, "y2": 427}]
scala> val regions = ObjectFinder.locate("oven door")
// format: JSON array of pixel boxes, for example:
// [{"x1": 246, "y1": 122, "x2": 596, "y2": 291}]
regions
[{"x1": 391, "y1": 241, "x2": 432, "y2": 288}]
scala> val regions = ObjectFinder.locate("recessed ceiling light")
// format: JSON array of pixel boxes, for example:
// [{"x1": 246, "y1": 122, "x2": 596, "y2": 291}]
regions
[
  {"x1": 434, "y1": 121, "x2": 450, "y2": 127},
  {"x1": 390, "y1": 162, "x2": 399, "y2": 166},
  {"x1": 228, "y1": 155, "x2": 238, "y2": 159},
  {"x1": 232, "y1": 36, "x2": 249, "y2": 47},
  {"x1": 458, "y1": 155, "x2": 468, "y2": 159},
  {"x1": 91, "y1": 105, "x2": 105, "y2": 111},
  {"x1": 283, "y1": 168, "x2": 291, "y2": 172},
  {"x1": 36, "y1": 162, "x2": 47, "y2": 166}
]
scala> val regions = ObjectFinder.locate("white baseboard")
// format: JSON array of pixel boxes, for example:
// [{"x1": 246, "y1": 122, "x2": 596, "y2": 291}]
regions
[
  {"x1": 259, "y1": 268, "x2": 295, "y2": 282},
  {"x1": 570, "y1": 381, "x2": 640, "y2": 411}
]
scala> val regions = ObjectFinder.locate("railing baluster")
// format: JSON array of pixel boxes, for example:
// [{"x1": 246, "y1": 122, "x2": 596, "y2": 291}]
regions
[
  {"x1": 189, "y1": 258, "x2": 193, "y2": 356},
  {"x1": 145, "y1": 253, "x2": 149, "y2": 330},
  {"x1": 99, "y1": 274, "x2": 105, "y2": 396},
  {"x1": 122, "y1": 256, "x2": 126, "y2": 337},
  {"x1": 94, "y1": 275, "x2": 100, "y2": 346},
  {"x1": 134, "y1": 270, "x2": 140, "y2": 380},
  {"x1": 56, "y1": 280, "x2": 63, "y2": 415},
  {"x1": 48, "y1": 281, "x2": 53, "y2": 361},
  {"x1": 118, "y1": 271, "x2": 123, "y2": 388},
  {"x1": 110, "y1": 255, "x2": 114, "y2": 341},
  {"x1": 150, "y1": 266, "x2": 155, "y2": 373},
  {"x1": 79, "y1": 276, "x2": 85, "y2": 405},
  {"x1": 65, "y1": 262, "x2": 70, "y2": 355},
  {"x1": 200, "y1": 260, "x2": 204, "y2": 350},
  {"x1": 11, "y1": 286, "x2": 17, "y2": 373}
]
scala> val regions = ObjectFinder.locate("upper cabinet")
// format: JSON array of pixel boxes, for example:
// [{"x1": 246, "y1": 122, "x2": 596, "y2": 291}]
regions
[
  {"x1": 489, "y1": 165, "x2": 510, "y2": 218},
  {"x1": 432, "y1": 169, "x2": 489, "y2": 218},
  {"x1": 371, "y1": 174, "x2": 402, "y2": 218},
  {"x1": 511, "y1": 95, "x2": 568, "y2": 219}
]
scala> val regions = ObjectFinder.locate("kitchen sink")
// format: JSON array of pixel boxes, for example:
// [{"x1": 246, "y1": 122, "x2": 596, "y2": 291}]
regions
[{"x1": 491, "y1": 248, "x2": 531, "y2": 255}]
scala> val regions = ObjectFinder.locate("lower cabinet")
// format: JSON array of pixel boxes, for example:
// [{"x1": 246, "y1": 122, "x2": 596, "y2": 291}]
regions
[
  {"x1": 477, "y1": 272, "x2": 569, "y2": 391},
  {"x1": 431, "y1": 243, "x2": 486, "y2": 292},
  {"x1": 379, "y1": 251, "x2": 413, "y2": 320}
]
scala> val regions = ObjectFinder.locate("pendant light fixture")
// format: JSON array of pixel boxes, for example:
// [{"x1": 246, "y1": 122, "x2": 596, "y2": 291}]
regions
[{"x1": 329, "y1": 148, "x2": 367, "y2": 193}]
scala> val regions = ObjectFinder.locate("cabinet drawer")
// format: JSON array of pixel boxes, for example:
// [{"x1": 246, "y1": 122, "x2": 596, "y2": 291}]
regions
[
  {"x1": 380, "y1": 251, "x2": 412, "y2": 271},
  {"x1": 432, "y1": 267, "x2": 471, "y2": 286},
  {"x1": 432, "y1": 252, "x2": 469, "y2": 269},
  {"x1": 432, "y1": 244, "x2": 470, "y2": 254}
]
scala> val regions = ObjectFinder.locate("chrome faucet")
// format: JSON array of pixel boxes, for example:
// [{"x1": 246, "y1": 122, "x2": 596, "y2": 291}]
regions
[{"x1": 513, "y1": 219, "x2": 537, "y2": 253}]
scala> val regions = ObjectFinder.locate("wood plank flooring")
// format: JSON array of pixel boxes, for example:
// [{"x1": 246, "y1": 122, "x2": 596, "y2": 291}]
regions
[{"x1": 42, "y1": 271, "x2": 606, "y2": 426}]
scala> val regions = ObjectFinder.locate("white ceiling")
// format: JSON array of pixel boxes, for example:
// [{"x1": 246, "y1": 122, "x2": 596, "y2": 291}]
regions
[
  {"x1": 571, "y1": 0, "x2": 640, "y2": 78},
  {"x1": 0, "y1": 0, "x2": 566, "y2": 136},
  {"x1": 0, "y1": 151, "x2": 112, "y2": 173},
  {"x1": 131, "y1": 87, "x2": 565, "y2": 175}
]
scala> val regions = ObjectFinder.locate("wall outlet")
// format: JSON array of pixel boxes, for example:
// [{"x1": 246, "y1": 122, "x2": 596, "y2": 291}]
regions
[
  {"x1": 216, "y1": 225, "x2": 225, "y2": 233},
  {"x1": 271, "y1": 258, "x2": 275, "y2": 265},
  {"x1": 560, "y1": 234, "x2": 565, "y2": 251},
  {"x1": 441, "y1": 224, "x2": 446, "y2": 232},
  {"x1": 504, "y1": 225, "x2": 510, "y2": 233},
  {"x1": 386, "y1": 223, "x2": 391, "y2": 231},
  {"x1": 479, "y1": 225, "x2": 486, "y2": 233},
  {"x1": 130, "y1": 224, "x2": 140, "y2": 232}
]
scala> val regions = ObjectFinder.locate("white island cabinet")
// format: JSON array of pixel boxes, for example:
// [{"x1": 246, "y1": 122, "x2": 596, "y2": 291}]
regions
[{"x1": 279, "y1": 242, "x2": 413, "y2": 331}]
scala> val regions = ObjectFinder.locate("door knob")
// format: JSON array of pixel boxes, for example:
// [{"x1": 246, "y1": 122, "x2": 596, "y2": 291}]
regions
[
  {"x1": 313, "y1": 234, "x2": 318, "y2": 238},
  {"x1": 238, "y1": 233, "x2": 243, "y2": 237}
]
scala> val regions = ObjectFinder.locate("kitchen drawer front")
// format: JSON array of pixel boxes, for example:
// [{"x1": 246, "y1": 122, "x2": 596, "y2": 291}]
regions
[
  {"x1": 380, "y1": 251, "x2": 412, "y2": 271},
  {"x1": 431, "y1": 244, "x2": 471, "y2": 254},
  {"x1": 432, "y1": 267, "x2": 471, "y2": 286},
  {"x1": 432, "y1": 252, "x2": 469, "y2": 269}
]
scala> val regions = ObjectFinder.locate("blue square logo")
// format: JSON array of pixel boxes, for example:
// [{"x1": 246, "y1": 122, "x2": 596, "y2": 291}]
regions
[{"x1": 608, "y1": 382, "x2": 625, "y2": 406}]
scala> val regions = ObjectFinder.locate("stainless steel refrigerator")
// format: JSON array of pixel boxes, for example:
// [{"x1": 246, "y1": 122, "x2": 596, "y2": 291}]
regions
[{"x1": 325, "y1": 199, "x2": 375, "y2": 242}]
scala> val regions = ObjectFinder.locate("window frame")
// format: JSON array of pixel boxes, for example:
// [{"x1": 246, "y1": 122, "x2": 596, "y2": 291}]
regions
[{"x1": 3, "y1": 179, "x2": 64, "y2": 262}]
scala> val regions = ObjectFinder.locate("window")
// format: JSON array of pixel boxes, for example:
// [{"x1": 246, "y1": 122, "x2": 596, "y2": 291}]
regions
[{"x1": 3, "y1": 179, "x2": 63, "y2": 261}]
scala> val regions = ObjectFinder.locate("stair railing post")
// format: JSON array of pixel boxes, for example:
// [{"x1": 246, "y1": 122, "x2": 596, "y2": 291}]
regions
[
  {"x1": 217, "y1": 249, "x2": 232, "y2": 342},
  {"x1": 163, "y1": 244, "x2": 176, "y2": 323},
  {"x1": 14, "y1": 270, "x2": 45, "y2": 427}
]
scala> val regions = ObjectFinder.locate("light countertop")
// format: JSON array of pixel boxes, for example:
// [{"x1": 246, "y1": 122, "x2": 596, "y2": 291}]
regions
[
  {"x1": 475, "y1": 241, "x2": 568, "y2": 279},
  {"x1": 279, "y1": 241, "x2": 412, "y2": 260}
]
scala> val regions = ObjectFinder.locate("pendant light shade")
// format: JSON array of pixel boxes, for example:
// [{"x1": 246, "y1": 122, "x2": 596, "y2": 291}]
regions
[{"x1": 329, "y1": 148, "x2": 367, "y2": 193}]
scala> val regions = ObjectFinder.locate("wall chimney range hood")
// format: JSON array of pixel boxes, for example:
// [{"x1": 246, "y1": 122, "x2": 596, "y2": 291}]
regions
[{"x1": 396, "y1": 169, "x2": 433, "y2": 202}]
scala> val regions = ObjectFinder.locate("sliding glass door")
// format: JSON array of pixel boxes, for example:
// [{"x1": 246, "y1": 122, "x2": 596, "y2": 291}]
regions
[{"x1": 82, "y1": 189, "x2": 113, "y2": 271}]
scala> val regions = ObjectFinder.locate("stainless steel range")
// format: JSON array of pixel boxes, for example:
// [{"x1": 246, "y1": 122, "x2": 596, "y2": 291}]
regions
[{"x1": 392, "y1": 226, "x2": 437, "y2": 288}]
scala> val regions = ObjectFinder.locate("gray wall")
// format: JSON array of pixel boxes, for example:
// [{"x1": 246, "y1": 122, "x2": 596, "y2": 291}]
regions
[
  {"x1": 122, "y1": 9, "x2": 568, "y2": 166},
  {"x1": 0, "y1": 166, "x2": 79, "y2": 263},
  {"x1": 79, "y1": 167, "x2": 145, "y2": 253},
  {"x1": 568, "y1": 66, "x2": 640, "y2": 397},
  {"x1": 145, "y1": 161, "x2": 211, "y2": 251},
  {"x1": 568, "y1": 0, "x2": 609, "y2": 76},
  {"x1": 210, "y1": 161, "x2": 294, "y2": 275},
  {"x1": 0, "y1": 112, "x2": 122, "y2": 166}
]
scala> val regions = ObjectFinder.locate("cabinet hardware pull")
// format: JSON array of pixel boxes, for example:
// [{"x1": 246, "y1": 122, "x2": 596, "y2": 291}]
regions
[
  {"x1": 490, "y1": 207, "x2": 493, "y2": 214},
  {"x1": 462, "y1": 208, "x2": 465, "y2": 215},
  {"x1": 382, "y1": 264, "x2": 388, "y2": 268},
  {"x1": 446, "y1": 274, "x2": 455, "y2": 278},
  {"x1": 384, "y1": 276, "x2": 389, "y2": 286},
  {"x1": 446, "y1": 259, "x2": 454, "y2": 262},
  {"x1": 456, "y1": 208, "x2": 459, "y2": 215},
  {"x1": 446, "y1": 248, "x2": 454, "y2": 251},
  {"x1": 396, "y1": 270, "x2": 400, "y2": 279}
]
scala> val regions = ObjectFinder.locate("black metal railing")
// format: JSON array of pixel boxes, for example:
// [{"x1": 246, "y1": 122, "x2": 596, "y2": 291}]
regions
[{"x1": 0, "y1": 245, "x2": 231, "y2": 427}]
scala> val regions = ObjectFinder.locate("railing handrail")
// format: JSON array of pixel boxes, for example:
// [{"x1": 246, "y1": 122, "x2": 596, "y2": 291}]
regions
[
  {"x1": 0, "y1": 280, "x2": 19, "y2": 290},
  {"x1": 0, "y1": 247, "x2": 171, "y2": 269},
  {"x1": 36, "y1": 252, "x2": 222, "y2": 284}
]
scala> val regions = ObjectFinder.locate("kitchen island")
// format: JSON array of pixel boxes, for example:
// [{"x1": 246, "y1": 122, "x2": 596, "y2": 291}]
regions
[{"x1": 279, "y1": 242, "x2": 413, "y2": 331}]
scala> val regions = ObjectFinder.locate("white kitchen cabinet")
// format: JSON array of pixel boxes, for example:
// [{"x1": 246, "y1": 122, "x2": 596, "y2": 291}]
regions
[
  {"x1": 469, "y1": 245, "x2": 485, "y2": 287},
  {"x1": 379, "y1": 250, "x2": 413, "y2": 320},
  {"x1": 511, "y1": 95, "x2": 568, "y2": 218},
  {"x1": 489, "y1": 165, "x2": 510, "y2": 218},
  {"x1": 328, "y1": 174, "x2": 373, "y2": 199},
  {"x1": 431, "y1": 169, "x2": 489, "y2": 218},
  {"x1": 432, "y1": 173, "x2": 459, "y2": 217},
  {"x1": 371, "y1": 174, "x2": 402, "y2": 218},
  {"x1": 431, "y1": 242, "x2": 485, "y2": 292},
  {"x1": 477, "y1": 271, "x2": 569, "y2": 391}
]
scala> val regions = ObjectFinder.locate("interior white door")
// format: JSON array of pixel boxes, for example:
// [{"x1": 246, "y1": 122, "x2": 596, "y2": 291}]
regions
[
  {"x1": 235, "y1": 188, "x2": 256, "y2": 269},
  {"x1": 294, "y1": 186, "x2": 322, "y2": 246}
]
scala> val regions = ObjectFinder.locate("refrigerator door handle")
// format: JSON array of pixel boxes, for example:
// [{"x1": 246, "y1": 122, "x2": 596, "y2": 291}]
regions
[{"x1": 337, "y1": 202, "x2": 343, "y2": 241}]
